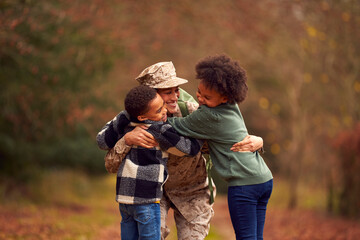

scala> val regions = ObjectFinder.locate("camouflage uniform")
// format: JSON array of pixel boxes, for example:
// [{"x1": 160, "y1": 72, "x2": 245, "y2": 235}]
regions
[{"x1": 160, "y1": 101, "x2": 215, "y2": 240}]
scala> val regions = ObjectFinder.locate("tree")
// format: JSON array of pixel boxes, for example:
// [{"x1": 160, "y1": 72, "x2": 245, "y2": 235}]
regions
[{"x1": 0, "y1": 0, "x2": 121, "y2": 177}]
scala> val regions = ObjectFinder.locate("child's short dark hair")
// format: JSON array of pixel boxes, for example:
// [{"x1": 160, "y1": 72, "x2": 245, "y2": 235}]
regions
[
  {"x1": 125, "y1": 85, "x2": 157, "y2": 118},
  {"x1": 195, "y1": 54, "x2": 248, "y2": 104}
]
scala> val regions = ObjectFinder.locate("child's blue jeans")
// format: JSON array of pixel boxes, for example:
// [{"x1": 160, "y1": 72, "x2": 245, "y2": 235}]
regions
[
  {"x1": 227, "y1": 179, "x2": 273, "y2": 240},
  {"x1": 119, "y1": 202, "x2": 161, "y2": 240}
]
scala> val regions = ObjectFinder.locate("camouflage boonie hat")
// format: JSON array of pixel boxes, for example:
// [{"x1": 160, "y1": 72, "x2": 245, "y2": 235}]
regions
[{"x1": 136, "y1": 61, "x2": 188, "y2": 89}]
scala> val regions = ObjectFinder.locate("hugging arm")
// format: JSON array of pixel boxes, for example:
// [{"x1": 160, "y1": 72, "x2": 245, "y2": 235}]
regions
[
  {"x1": 96, "y1": 111, "x2": 131, "y2": 150},
  {"x1": 167, "y1": 107, "x2": 264, "y2": 153},
  {"x1": 148, "y1": 123, "x2": 204, "y2": 157}
]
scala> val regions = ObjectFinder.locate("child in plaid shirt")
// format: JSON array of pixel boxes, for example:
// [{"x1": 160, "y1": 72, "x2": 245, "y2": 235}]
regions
[{"x1": 97, "y1": 85, "x2": 202, "y2": 240}]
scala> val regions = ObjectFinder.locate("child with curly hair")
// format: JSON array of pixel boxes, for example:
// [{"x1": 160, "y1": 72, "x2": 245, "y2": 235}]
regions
[{"x1": 168, "y1": 54, "x2": 273, "y2": 240}]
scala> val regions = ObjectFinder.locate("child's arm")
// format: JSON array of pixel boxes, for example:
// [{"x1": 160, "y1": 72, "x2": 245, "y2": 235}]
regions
[
  {"x1": 96, "y1": 111, "x2": 131, "y2": 150},
  {"x1": 167, "y1": 105, "x2": 216, "y2": 139},
  {"x1": 148, "y1": 123, "x2": 204, "y2": 157}
]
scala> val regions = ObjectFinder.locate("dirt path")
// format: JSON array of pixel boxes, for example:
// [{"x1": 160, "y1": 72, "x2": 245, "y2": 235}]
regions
[
  {"x1": 265, "y1": 208, "x2": 360, "y2": 240},
  {"x1": 96, "y1": 196, "x2": 360, "y2": 240},
  {"x1": 211, "y1": 197, "x2": 360, "y2": 240},
  {"x1": 2, "y1": 196, "x2": 360, "y2": 239}
]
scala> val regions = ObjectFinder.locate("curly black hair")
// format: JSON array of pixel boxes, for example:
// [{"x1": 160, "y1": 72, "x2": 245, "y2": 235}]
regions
[
  {"x1": 125, "y1": 85, "x2": 157, "y2": 118},
  {"x1": 195, "y1": 54, "x2": 248, "y2": 104}
]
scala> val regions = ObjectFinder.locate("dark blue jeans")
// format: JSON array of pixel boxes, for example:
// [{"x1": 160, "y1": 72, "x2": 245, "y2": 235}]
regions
[
  {"x1": 119, "y1": 203, "x2": 161, "y2": 240},
  {"x1": 227, "y1": 179, "x2": 273, "y2": 240}
]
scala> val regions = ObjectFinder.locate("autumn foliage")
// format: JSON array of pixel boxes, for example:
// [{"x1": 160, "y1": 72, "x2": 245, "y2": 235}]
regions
[
  {"x1": 332, "y1": 123, "x2": 360, "y2": 218},
  {"x1": 0, "y1": 0, "x2": 122, "y2": 176},
  {"x1": 1, "y1": 0, "x2": 360, "y2": 219}
]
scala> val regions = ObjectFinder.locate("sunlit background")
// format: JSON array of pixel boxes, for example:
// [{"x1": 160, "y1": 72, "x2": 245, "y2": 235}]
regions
[{"x1": 1, "y1": 0, "x2": 359, "y2": 239}]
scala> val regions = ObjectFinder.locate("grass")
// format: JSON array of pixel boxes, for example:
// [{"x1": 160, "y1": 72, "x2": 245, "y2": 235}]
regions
[
  {"x1": 268, "y1": 176, "x2": 327, "y2": 211},
  {"x1": 0, "y1": 169, "x2": 118, "y2": 240}
]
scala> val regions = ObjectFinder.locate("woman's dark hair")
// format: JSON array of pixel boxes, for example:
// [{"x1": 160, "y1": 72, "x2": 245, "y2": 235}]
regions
[
  {"x1": 125, "y1": 85, "x2": 157, "y2": 118},
  {"x1": 195, "y1": 54, "x2": 248, "y2": 104}
]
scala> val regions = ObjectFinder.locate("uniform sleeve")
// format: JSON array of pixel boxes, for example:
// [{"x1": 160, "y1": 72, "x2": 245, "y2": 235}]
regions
[
  {"x1": 179, "y1": 88, "x2": 197, "y2": 103},
  {"x1": 96, "y1": 111, "x2": 131, "y2": 150},
  {"x1": 148, "y1": 123, "x2": 204, "y2": 157},
  {"x1": 104, "y1": 137, "x2": 132, "y2": 173},
  {"x1": 167, "y1": 105, "x2": 219, "y2": 140},
  {"x1": 186, "y1": 101, "x2": 199, "y2": 114}
]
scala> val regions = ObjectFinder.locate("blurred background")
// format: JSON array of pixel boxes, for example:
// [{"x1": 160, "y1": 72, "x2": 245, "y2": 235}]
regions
[{"x1": 1, "y1": 0, "x2": 359, "y2": 239}]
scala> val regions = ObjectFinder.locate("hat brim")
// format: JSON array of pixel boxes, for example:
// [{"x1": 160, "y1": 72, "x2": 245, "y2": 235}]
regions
[{"x1": 150, "y1": 77, "x2": 188, "y2": 89}]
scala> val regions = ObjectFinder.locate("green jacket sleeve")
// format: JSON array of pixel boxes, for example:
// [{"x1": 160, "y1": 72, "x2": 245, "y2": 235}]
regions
[{"x1": 168, "y1": 105, "x2": 218, "y2": 140}]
